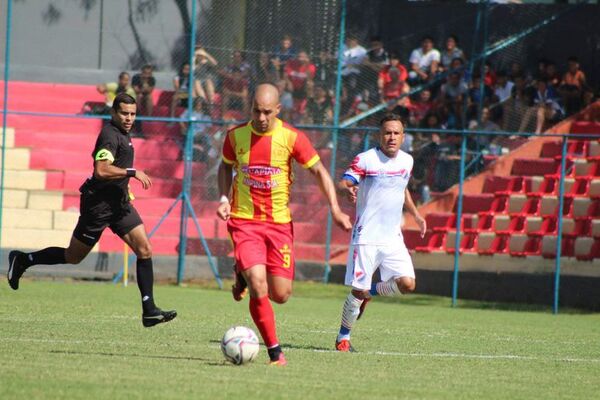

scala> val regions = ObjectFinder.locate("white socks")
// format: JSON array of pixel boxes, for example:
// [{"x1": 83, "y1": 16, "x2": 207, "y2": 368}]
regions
[
  {"x1": 373, "y1": 279, "x2": 401, "y2": 297},
  {"x1": 337, "y1": 293, "x2": 363, "y2": 341}
]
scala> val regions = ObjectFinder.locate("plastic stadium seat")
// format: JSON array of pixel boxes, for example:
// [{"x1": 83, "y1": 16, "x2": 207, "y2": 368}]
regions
[
  {"x1": 415, "y1": 232, "x2": 446, "y2": 253},
  {"x1": 425, "y1": 212, "x2": 453, "y2": 230},
  {"x1": 571, "y1": 197, "x2": 593, "y2": 219},
  {"x1": 432, "y1": 214, "x2": 477, "y2": 233},
  {"x1": 573, "y1": 160, "x2": 599, "y2": 178},
  {"x1": 507, "y1": 194, "x2": 540, "y2": 216},
  {"x1": 445, "y1": 231, "x2": 477, "y2": 254},
  {"x1": 482, "y1": 176, "x2": 524, "y2": 195},
  {"x1": 455, "y1": 194, "x2": 495, "y2": 214},
  {"x1": 537, "y1": 196, "x2": 573, "y2": 217},
  {"x1": 508, "y1": 234, "x2": 541, "y2": 257},
  {"x1": 570, "y1": 121, "x2": 600, "y2": 136},
  {"x1": 511, "y1": 158, "x2": 560, "y2": 176},
  {"x1": 587, "y1": 141, "x2": 600, "y2": 161},
  {"x1": 541, "y1": 236, "x2": 557, "y2": 259},
  {"x1": 574, "y1": 237, "x2": 600, "y2": 261},
  {"x1": 541, "y1": 140, "x2": 587, "y2": 159},
  {"x1": 561, "y1": 218, "x2": 591, "y2": 238},
  {"x1": 592, "y1": 220, "x2": 600, "y2": 238},
  {"x1": 588, "y1": 179, "x2": 600, "y2": 199},
  {"x1": 477, "y1": 232, "x2": 509, "y2": 255}
]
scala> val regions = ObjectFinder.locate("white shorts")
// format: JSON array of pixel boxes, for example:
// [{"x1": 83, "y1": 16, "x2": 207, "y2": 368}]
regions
[{"x1": 344, "y1": 243, "x2": 415, "y2": 290}]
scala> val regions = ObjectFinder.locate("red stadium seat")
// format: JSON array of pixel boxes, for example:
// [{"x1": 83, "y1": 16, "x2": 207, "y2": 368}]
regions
[
  {"x1": 445, "y1": 231, "x2": 477, "y2": 254},
  {"x1": 574, "y1": 237, "x2": 600, "y2": 261},
  {"x1": 477, "y1": 232, "x2": 509, "y2": 255},
  {"x1": 415, "y1": 231, "x2": 446, "y2": 253},
  {"x1": 508, "y1": 234, "x2": 541, "y2": 257},
  {"x1": 511, "y1": 158, "x2": 560, "y2": 176}
]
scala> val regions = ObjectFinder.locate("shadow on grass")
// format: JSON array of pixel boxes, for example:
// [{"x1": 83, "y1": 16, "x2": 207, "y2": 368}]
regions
[{"x1": 49, "y1": 349, "x2": 224, "y2": 366}]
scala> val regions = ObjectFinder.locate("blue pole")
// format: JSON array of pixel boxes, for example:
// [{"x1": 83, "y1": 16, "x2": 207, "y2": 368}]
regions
[
  {"x1": 176, "y1": 0, "x2": 198, "y2": 285},
  {"x1": 451, "y1": 134, "x2": 468, "y2": 307},
  {"x1": 553, "y1": 135, "x2": 568, "y2": 314},
  {"x1": 0, "y1": 0, "x2": 13, "y2": 254},
  {"x1": 323, "y1": 0, "x2": 347, "y2": 283}
]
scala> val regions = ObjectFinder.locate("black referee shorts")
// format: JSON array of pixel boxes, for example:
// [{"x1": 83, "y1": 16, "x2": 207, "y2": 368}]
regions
[{"x1": 73, "y1": 192, "x2": 143, "y2": 247}]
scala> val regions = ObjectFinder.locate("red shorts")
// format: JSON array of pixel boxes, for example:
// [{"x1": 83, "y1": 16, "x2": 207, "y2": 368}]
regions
[{"x1": 227, "y1": 218, "x2": 295, "y2": 280}]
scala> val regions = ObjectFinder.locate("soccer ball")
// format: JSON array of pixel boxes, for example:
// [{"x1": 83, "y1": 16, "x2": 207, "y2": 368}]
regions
[{"x1": 221, "y1": 326, "x2": 260, "y2": 365}]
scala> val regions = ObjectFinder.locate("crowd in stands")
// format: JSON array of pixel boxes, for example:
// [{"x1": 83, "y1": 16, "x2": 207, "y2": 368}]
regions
[{"x1": 93, "y1": 33, "x2": 596, "y2": 203}]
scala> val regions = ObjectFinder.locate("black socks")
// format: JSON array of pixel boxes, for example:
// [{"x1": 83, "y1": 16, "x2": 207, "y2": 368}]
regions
[
  {"x1": 26, "y1": 247, "x2": 67, "y2": 267},
  {"x1": 267, "y1": 345, "x2": 282, "y2": 362},
  {"x1": 136, "y1": 258, "x2": 157, "y2": 313}
]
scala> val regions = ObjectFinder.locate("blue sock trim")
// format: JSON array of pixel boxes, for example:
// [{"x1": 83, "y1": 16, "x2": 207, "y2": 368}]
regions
[
  {"x1": 369, "y1": 284, "x2": 378, "y2": 296},
  {"x1": 339, "y1": 326, "x2": 351, "y2": 336}
]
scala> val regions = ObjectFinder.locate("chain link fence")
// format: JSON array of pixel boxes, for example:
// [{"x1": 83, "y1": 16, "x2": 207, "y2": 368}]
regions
[{"x1": 2, "y1": 0, "x2": 600, "y2": 309}]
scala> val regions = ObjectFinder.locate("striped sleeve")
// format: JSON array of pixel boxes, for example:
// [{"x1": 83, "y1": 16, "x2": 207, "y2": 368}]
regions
[
  {"x1": 221, "y1": 131, "x2": 235, "y2": 165},
  {"x1": 291, "y1": 129, "x2": 320, "y2": 169},
  {"x1": 343, "y1": 155, "x2": 366, "y2": 184}
]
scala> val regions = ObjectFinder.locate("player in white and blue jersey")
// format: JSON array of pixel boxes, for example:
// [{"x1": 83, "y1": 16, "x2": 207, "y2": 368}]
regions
[{"x1": 335, "y1": 113, "x2": 426, "y2": 352}]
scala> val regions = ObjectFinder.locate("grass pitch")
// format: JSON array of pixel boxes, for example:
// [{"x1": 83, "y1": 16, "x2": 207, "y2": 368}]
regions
[{"x1": 0, "y1": 280, "x2": 599, "y2": 400}]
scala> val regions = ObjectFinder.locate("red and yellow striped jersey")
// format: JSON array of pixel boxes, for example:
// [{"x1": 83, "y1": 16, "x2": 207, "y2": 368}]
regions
[{"x1": 222, "y1": 118, "x2": 320, "y2": 223}]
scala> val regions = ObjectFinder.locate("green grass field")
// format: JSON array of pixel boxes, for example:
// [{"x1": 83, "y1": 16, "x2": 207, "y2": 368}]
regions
[{"x1": 1, "y1": 280, "x2": 599, "y2": 400}]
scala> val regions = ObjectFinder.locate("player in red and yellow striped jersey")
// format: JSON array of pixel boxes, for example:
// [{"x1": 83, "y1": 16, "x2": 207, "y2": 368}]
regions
[{"x1": 217, "y1": 83, "x2": 352, "y2": 366}]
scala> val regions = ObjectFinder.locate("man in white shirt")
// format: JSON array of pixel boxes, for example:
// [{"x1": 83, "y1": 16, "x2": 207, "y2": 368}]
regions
[
  {"x1": 409, "y1": 36, "x2": 440, "y2": 84},
  {"x1": 334, "y1": 113, "x2": 427, "y2": 352},
  {"x1": 494, "y1": 71, "x2": 514, "y2": 103},
  {"x1": 341, "y1": 36, "x2": 368, "y2": 97}
]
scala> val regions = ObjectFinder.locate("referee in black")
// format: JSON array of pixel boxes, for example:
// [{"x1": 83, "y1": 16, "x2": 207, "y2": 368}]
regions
[{"x1": 7, "y1": 93, "x2": 176, "y2": 328}]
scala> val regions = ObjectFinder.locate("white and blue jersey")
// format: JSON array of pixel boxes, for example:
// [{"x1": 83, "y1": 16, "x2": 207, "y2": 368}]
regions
[{"x1": 342, "y1": 147, "x2": 413, "y2": 246}]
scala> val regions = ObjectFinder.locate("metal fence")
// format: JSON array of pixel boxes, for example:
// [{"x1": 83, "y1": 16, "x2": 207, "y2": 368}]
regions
[{"x1": 1, "y1": 0, "x2": 599, "y2": 312}]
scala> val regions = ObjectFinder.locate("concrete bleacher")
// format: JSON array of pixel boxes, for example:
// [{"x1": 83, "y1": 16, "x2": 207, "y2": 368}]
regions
[{"x1": 0, "y1": 81, "x2": 341, "y2": 262}]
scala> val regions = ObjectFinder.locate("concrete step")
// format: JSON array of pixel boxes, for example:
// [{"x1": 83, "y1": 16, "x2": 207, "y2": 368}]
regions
[
  {"x1": 1, "y1": 227, "x2": 73, "y2": 249},
  {"x1": 0, "y1": 127, "x2": 15, "y2": 148},
  {"x1": 53, "y1": 210, "x2": 79, "y2": 230},
  {"x1": 0, "y1": 147, "x2": 30, "y2": 170},
  {"x1": 28, "y1": 190, "x2": 64, "y2": 210},
  {"x1": 4, "y1": 169, "x2": 46, "y2": 190},
  {"x1": 4, "y1": 189, "x2": 28, "y2": 208},
  {"x1": 3, "y1": 208, "x2": 53, "y2": 229}
]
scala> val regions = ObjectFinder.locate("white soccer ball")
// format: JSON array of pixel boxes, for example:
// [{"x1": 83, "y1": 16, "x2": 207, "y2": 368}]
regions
[{"x1": 221, "y1": 326, "x2": 260, "y2": 365}]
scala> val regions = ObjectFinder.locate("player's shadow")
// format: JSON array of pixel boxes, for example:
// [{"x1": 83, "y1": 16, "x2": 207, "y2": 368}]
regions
[
  {"x1": 48, "y1": 349, "x2": 224, "y2": 366},
  {"x1": 208, "y1": 339, "x2": 330, "y2": 352}
]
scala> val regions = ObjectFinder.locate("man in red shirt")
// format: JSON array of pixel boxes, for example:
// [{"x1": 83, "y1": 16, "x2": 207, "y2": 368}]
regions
[
  {"x1": 284, "y1": 50, "x2": 316, "y2": 120},
  {"x1": 216, "y1": 83, "x2": 352, "y2": 365}
]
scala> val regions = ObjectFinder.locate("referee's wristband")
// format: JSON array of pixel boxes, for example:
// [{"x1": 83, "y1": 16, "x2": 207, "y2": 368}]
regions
[
  {"x1": 219, "y1": 195, "x2": 229, "y2": 204},
  {"x1": 126, "y1": 168, "x2": 137, "y2": 177}
]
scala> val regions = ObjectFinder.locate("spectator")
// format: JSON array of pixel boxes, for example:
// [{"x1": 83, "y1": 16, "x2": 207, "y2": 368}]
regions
[
  {"x1": 433, "y1": 135, "x2": 462, "y2": 192},
  {"x1": 221, "y1": 66, "x2": 249, "y2": 117},
  {"x1": 377, "y1": 52, "x2": 409, "y2": 103},
  {"x1": 408, "y1": 36, "x2": 440, "y2": 84},
  {"x1": 469, "y1": 106, "x2": 500, "y2": 149},
  {"x1": 179, "y1": 97, "x2": 214, "y2": 164},
  {"x1": 440, "y1": 35, "x2": 465, "y2": 72},
  {"x1": 305, "y1": 84, "x2": 333, "y2": 126},
  {"x1": 494, "y1": 70, "x2": 514, "y2": 103},
  {"x1": 271, "y1": 34, "x2": 297, "y2": 70},
  {"x1": 545, "y1": 61, "x2": 561, "y2": 89},
  {"x1": 341, "y1": 36, "x2": 368, "y2": 97},
  {"x1": 170, "y1": 62, "x2": 192, "y2": 120},
  {"x1": 410, "y1": 88, "x2": 433, "y2": 126},
  {"x1": 223, "y1": 50, "x2": 251, "y2": 79},
  {"x1": 440, "y1": 71, "x2": 468, "y2": 126},
  {"x1": 131, "y1": 64, "x2": 156, "y2": 116},
  {"x1": 532, "y1": 79, "x2": 564, "y2": 133},
  {"x1": 502, "y1": 74, "x2": 536, "y2": 133},
  {"x1": 560, "y1": 56, "x2": 587, "y2": 115},
  {"x1": 483, "y1": 61, "x2": 497, "y2": 87},
  {"x1": 97, "y1": 71, "x2": 136, "y2": 112},
  {"x1": 509, "y1": 61, "x2": 526, "y2": 82},
  {"x1": 276, "y1": 79, "x2": 294, "y2": 122},
  {"x1": 284, "y1": 50, "x2": 316, "y2": 121},
  {"x1": 363, "y1": 36, "x2": 390, "y2": 98},
  {"x1": 193, "y1": 46, "x2": 218, "y2": 105},
  {"x1": 314, "y1": 51, "x2": 336, "y2": 91},
  {"x1": 255, "y1": 51, "x2": 280, "y2": 84},
  {"x1": 467, "y1": 73, "x2": 493, "y2": 106}
]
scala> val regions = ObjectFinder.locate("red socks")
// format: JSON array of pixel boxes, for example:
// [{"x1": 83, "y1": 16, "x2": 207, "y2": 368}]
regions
[{"x1": 249, "y1": 295, "x2": 279, "y2": 348}]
